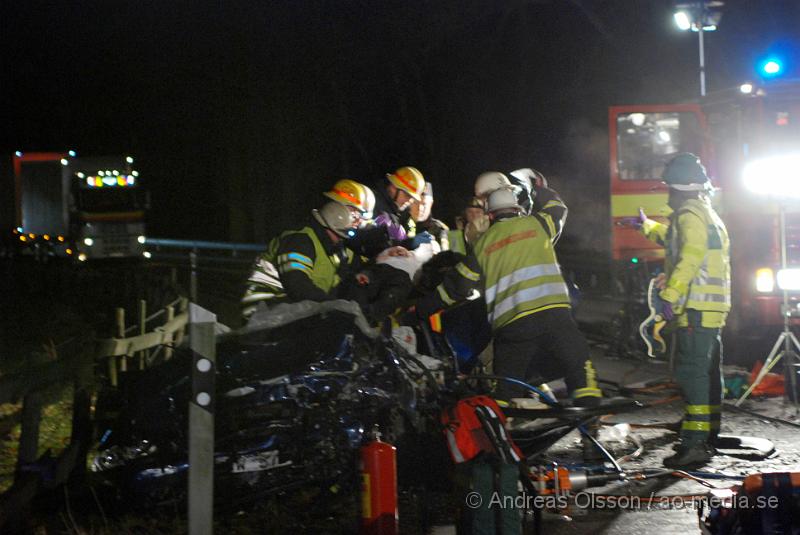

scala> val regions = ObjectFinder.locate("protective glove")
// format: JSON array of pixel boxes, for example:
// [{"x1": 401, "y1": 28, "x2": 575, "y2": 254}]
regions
[
  {"x1": 658, "y1": 298, "x2": 674, "y2": 321},
  {"x1": 407, "y1": 231, "x2": 433, "y2": 250},
  {"x1": 374, "y1": 213, "x2": 407, "y2": 242},
  {"x1": 619, "y1": 207, "x2": 647, "y2": 229}
]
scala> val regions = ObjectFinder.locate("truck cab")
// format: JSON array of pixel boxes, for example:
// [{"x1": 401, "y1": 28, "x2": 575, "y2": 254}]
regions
[
  {"x1": 11, "y1": 152, "x2": 147, "y2": 260},
  {"x1": 70, "y1": 156, "x2": 146, "y2": 259},
  {"x1": 609, "y1": 81, "x2": 800, "y2": 357}
]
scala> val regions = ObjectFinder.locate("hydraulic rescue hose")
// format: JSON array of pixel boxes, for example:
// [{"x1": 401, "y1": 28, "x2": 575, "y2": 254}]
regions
[
  {"x1": 464, "y1": 375, "x2": 747, "y2": 496},
  {"x1": 580, "y1": 468, "x2": 745, "y2": 504},
  {"x1": 463, "y1": 374, "x2": 624, "y2": 474}
]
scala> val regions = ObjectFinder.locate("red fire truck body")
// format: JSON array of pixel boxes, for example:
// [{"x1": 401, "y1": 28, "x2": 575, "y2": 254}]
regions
[{"x1": 608, "y1": 82, "x2": 800, "y2": 355}]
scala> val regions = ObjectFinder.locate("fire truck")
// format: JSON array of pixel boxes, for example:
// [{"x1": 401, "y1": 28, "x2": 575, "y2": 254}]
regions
[
  {"x1": 9, "y1": 152, "x2": 147, "y2": 260},
  {"x1": 604, "y1": 80, "x2": 800, "y2": 362}
]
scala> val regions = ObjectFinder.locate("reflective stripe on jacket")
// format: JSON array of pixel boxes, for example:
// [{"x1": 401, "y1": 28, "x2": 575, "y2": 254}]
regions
[
  {"x1": 472, "y1": 216, "x2": 570, "y2": 330},
  {"x1": 241, "y1": 226, "x2": 352, "y2": 313},
  {"x1": 642, "y1": 198, "x2": 730, "y2": 326}
]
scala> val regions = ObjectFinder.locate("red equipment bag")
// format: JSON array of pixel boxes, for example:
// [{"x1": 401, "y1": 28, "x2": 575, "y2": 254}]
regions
[
  {"x1": 700, "y1": 472, "x2": 800, "y2": 534},
  {"x1": 441, "y1": 395, "x2": 523, "y2": 464}
]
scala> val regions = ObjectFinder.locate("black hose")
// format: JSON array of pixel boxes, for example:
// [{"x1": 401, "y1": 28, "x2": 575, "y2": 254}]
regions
[
  {"x1": 723, "y1": 402, "x2": 800, "y2": 429},
  {"x1": 464, "y1": 374, "x2": 624, "y2": 474}
]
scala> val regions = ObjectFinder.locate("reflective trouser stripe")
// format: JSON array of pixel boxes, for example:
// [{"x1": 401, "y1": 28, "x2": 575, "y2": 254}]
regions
[
  {"x1": 573, "y1": 387, "x2": 602, "y2": 399},
  {"x1": 456, "y1": 262, "x2": 480, "y2": 281},
  {"x1": 437, "y1": 284, "x2": 456, "y2": 305},
  {"x1": 445, "y1": 430, "x2": 465, "y2": 463},
  {"x1": 681, "y1": 421, "x2": 711, "y2": 432},
  {"x1": 584, "y1": 360, "x2": 598, "y2": 390},
  {"x1": 685, "y1": 404, "x2": 712, "y2": 415}
]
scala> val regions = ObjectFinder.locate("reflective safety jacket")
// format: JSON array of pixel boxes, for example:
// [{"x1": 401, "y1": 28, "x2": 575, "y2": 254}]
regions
[
  {"x1": 419, "y1": 186, "x2": 569, "y2": 330},
  {"x1": 641, "y1": 197, "x2": 730, "y2": 328},
  {"x1": 445, "y1": 229, "x2": 468, "y2": 255},
  {"x1": 472, "y1": 216, "x2": 571, "y2": 330},
  {"x1": 241, "y1": 224, "x2": 355, "y2": 317}
]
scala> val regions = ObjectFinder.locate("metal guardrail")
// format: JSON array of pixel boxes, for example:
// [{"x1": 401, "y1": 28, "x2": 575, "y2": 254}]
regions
[
  {"x1": 0, "y1": 297, "x2": 190, "y2": 530},
  {"x1": 143, "y1": 238, "x2": 264, "y2": 302},
  {"x1": 144, "y1": 238, "x2": 264, "y2": 253}
]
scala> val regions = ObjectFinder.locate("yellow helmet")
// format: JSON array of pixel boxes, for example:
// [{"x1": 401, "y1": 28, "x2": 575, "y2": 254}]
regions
[
  {"x1": 386, "y1": 166, "x2": 425, "y2": 201},
  {"x1": 323, "y1": 179, "x2": 369, "y2": 213}
]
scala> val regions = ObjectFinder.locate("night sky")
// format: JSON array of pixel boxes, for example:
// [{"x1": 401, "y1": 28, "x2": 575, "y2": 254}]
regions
[{"x1": 3, "y1": 0, "x2": 798, "y2": 251}]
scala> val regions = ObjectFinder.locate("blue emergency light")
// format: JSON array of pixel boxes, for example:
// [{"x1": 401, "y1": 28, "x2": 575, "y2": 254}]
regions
[{"x1": 760, "y1": 58, "x2": 783, "y2": 77}]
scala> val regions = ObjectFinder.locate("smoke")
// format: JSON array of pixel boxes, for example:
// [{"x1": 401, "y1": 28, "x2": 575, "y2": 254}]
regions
[{"x1": 554, "y1": 118, "x2": 611, "y2": 256}]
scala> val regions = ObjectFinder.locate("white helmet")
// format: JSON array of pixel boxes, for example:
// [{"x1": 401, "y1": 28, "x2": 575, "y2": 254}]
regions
[
  {"x1": 486, "y1": 188, "x2": 521, "y2": 213},
  {"x1": 474, "y1": 171, "x2": 513, "y2": 199},
  {"x1": 362, "y1": 185, "x2": 376, "y2": 220},
  {"x1": 312, "y1": 202, "x2": 356, "y2": 238},
  {"x1": 510, "y1": 167, "x2": 547, "y2": 189}
]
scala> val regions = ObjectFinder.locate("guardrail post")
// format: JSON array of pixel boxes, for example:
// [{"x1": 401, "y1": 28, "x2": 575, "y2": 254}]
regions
[
  {"x1": 165, "y1": 304, "x2": 176, "y2": 360},
  {"x1": 16, "y1": 391, "x2": 43, "y2": 475},
  {"x1": 175, "y1": 298, "x2": 189, "y2": 347},
  {"x1": 189, "y1": 249, "x2": 198, "y2": 304},
  {"x1": 138, "y1": 299, "x2": 147, "y2": 370},
  {"x1": 70, "y1": 382, "x2": 92, "y2": 482},
  {"x1": 116, "y1": 307, "x2": 126, "y2": 376},
  {"x1": 188, "y1": 303, "x2": 216, "y2": 535}
]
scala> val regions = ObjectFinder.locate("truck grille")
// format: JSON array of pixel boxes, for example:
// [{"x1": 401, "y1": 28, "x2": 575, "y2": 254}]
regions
[
  {"x1": 86, "y1": 222, "x2": 143, "y2": 258},
  {"x1": 99, "y1": 236, "x2": 136, "y2": 257}
]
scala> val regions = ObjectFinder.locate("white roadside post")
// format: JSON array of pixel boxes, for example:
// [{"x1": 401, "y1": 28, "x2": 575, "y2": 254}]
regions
[{"x1": 189, "y1": 303, "x2": 216, "y2": 534}]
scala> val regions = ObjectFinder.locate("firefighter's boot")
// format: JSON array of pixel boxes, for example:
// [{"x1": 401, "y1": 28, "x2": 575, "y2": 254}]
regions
[{"x1": 663, "y1": 443, "x2": 713, "y2": 469}]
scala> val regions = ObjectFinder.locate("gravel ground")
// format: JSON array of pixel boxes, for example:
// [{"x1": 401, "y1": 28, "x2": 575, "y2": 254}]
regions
[{"x1": 531, "y1": 352, "x2": 800, "y2": 534}]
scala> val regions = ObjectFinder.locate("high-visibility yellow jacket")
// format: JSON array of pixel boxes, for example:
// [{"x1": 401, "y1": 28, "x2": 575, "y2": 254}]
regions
[
  {"x1": 420, "y1": 187, "x2": 570, "y2": 331},
  {"x1": 446, "y1": 229, "x2": 468, "y2": 255},
  {"x1": 241, "y1": 225, "x2": 355, "y2": 317},
  {"x1": 641, "y1": 197, "x2": 730, "y2": 328},
  {"x1": 472, "y1": 216, "x2": 571, "y2": 330}
]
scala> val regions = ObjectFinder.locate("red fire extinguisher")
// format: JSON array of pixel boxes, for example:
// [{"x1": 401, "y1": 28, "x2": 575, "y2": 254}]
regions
[{"x1": 360, "y1": 426, "x2": 398, "y2": 535}]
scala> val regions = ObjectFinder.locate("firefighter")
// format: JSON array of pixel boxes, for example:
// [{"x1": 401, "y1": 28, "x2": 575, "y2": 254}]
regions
[
  {"x1": 509, "y1": 167, "x2": 550, "y2": 216},
  {"x1": 447, "y1": 197, "x2": 485, "y2": 255},
  {"x1": 471, "y1": 169, "x2": 563, "y2": 244},
  {"x1": 475, "y1": 168, "x2": 541, "y2": 216},
  {"x1": 467, "y1": 172, "x2": 508, "y2": 244},
  {"x1": 374, "y1": 165, "x2": 427, "y2": 242},
  {"x1": 417, "y1": 184, "x2": 601, "y2": 406},
  {"x1": 349, "y1": 166, "x2": 430, "y2": 258},
  {"x1": 323, "y1": 178, "x2": 373, "y2": 228},
  {"x1": 411, "y1": 182, "x2": 450, "y2": 250},
  {"x1": 240, "y1": 202, "x2": 359, "y2": 318},
  {"x1": 636, "y1": 153, "x2": 730, "y2": 469}
]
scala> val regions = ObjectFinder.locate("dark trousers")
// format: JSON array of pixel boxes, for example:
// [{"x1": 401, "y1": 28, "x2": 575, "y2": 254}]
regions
[
  {"x1": 492, "y1": 307, "x2": 595, "y2": 401},
  {"x1": 675, "y1": 310, "x2": 723, "y2": 447}
]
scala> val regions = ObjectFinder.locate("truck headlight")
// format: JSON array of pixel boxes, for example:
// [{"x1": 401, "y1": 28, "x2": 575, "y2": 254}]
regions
[
  {"x1": 756, "y1": 268, "x2": 774, "y2": 292},
  {"x1": 137, "y1": 235, "x2": 146, "y2": 244},
  {"x1": 777, "y1": 269, "x2": 800, "y2": 291},
  {"x1": 83, "y1": 237, "x2": 94, "y2": 246}
]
